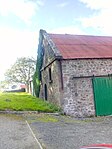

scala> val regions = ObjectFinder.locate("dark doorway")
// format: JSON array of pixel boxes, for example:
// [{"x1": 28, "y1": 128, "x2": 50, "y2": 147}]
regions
[{"x1": 44, "y1": 84, "x2": 47, "y2": 100}]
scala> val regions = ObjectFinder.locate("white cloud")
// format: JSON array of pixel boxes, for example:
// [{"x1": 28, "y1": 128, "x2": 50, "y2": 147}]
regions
[
  {"x1": 49, "y1": 26, "x2": 85, "y2": 35},
  {"x1": 0, "y1": 0, "x2": 43, "y2": 80},
  {"x1": 79, "y1": 10, "x2": 112, "y2": 35},
  {"x1": 57, "y1": 2, "x2": 69, "y2": 8},
  {"x1": 0, "y1": 26, "x2": 38, "y2": 80},
  {"x1": 79, "y1": 0, "x2": 112, "y2": 35},
  {"x1": 0, "y1": 0, "x2": 42, "y2": 24},
  {"x1": 79, "y1": 0, "x2": 112, "y2": 10}
]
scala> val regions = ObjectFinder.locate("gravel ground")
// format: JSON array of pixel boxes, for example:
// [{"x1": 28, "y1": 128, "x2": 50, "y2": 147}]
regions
[
  {"x1": 1, "y1": 113, "x2": 112, "y2": 149},
  {"x1": 0, "y1": 114, "x2": 41, "y2": 149},
  {"x1": 24, "y1": 113, "x2": 112, "y2": 149}
]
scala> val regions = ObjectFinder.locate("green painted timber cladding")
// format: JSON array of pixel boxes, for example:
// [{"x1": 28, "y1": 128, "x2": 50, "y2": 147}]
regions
[{"x1": 93, "y1": 77, "x2": 112, "y2": 116}]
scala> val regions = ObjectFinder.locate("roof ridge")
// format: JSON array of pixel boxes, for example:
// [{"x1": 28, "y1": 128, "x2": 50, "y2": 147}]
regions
[
  {"x1": 49, "y1": 33, "x2": 112, "y2": 38},
  {"x1": 54, "y1": 43, "x2": 112, "y2": 46}
]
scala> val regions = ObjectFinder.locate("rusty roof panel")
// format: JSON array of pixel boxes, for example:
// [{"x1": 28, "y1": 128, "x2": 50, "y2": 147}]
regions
[{"x1": 49, "y1": 34, "x2": 112, "y2": 59}]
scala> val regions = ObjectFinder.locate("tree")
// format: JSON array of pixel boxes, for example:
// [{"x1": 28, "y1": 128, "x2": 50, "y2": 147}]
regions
[{"x1": 5, "y1": 57, "x2": 36, "y2": 92}]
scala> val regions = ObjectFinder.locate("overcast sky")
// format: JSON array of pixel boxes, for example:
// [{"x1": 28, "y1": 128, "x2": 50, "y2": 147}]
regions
[{"x1": 0, "y1": 0, "x2": 112, "y2": 80}]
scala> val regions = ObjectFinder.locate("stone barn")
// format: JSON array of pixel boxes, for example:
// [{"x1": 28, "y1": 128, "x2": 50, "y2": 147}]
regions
[{"x1": 38, "y1": 29, "x2": 112, "y2": 117}]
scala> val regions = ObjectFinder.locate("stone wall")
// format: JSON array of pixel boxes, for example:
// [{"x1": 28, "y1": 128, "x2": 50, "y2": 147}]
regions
[
  {"x1": 39, "y1": 36, "x2": 62, "y2": 106},
  {"x1": 62, "y1": 59, "x2": 112, "y2": 117},
  {"x1": 40, "y1": 60, "x2": 62, "y2": 106},
  {"x1": 62, "y1": 59, "x2": 112, "y2": 77},
  {"x1": 42, "y1": 38, "x2": 56, "y2": 67},
  {"x1": 63, "y1": 77, "x2": 95, "y2": 117}
]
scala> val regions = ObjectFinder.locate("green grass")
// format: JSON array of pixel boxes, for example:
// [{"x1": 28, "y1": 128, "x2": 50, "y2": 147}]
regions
[
  {"x1": 0, "y1": 92, "x2": 61, "y2": 112},
  {"x1": 26, "y1": 113, "x2": 59, "y2": 123}
]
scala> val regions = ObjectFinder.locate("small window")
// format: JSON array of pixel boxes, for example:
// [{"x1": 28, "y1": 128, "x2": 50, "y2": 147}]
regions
[
  {"x1": 40, "y1": 73, "x2": 42, "y2": 84},
  {"x1": 44, "y1": 84, "x2": 47, "y2": 100},
  {"x1": 49, "y1": 68, "x2": 52, "y2": 83}
]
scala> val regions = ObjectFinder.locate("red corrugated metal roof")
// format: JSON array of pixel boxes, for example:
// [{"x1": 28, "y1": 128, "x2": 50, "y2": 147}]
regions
[{"x1": 49, "y1": 34, "x2": 112, "y2": 59}]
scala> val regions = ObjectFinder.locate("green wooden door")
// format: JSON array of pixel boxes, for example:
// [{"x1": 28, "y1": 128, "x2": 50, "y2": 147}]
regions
[{"x1": 93, "y1": 77, "x2": 112, "y2": 116}]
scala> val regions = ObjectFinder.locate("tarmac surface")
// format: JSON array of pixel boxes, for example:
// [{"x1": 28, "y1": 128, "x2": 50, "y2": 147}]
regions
[
  {"x1": 0, "y1": 114, "x2": 42, "y2": 149},
  {"x1": 24, "y1": 113, "x2": 112, "y2": 149},
  {"x1": 1, "y1": 113, "x2": 112, "y2": 149}
]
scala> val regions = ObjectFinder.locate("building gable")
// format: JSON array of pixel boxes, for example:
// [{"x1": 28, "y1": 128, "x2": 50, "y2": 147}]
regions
[{"x1": 39, "y1": 30, "x2": 62, "y2": 70}]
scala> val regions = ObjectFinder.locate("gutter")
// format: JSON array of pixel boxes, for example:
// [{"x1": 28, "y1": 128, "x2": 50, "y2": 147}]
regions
[{"x1": 40, "y1": 56, "x2": 62, "y2": 71}]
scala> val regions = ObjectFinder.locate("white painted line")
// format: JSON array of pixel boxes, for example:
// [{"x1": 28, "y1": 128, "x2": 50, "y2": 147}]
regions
[{"x1": 26, "y1": 120, "x2": 43, "y2": 149}]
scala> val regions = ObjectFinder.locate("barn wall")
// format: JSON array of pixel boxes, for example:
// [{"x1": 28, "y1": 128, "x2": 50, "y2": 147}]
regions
[
  {"x1": 39, "y1": 36, "x2": 63, "y2": 106},
  {"x1": 62, "y1": 59, "x2": 112, "y2": 117},
  {"x1": 40, "y1": 60, "x2": 62, "y2": 106}
]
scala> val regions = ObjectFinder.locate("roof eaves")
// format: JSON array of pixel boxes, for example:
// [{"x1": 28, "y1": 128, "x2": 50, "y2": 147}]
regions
[{"x1": 62, "y1": 57, "x2": 112, "y2": 60}]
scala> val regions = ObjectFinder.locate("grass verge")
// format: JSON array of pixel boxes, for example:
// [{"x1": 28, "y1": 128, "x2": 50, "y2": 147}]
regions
[
  {"x1": 26, "y1": 113, "x2": 59, "y2": 123},
  {"x1": 0, "y1": 92, "x2": 61, "y2": 113}
]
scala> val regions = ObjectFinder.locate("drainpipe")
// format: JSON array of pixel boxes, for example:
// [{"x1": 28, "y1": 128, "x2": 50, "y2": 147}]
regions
[{"x1": 58, "y1": 60, "x2": 63, "y2": 90}]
